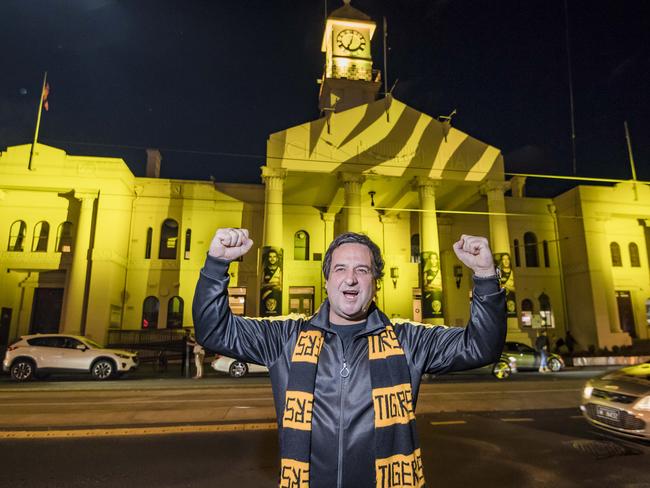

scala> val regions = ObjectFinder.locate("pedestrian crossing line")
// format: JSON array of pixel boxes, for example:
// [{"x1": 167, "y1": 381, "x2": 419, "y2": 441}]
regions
[
  {"x1": 429, "y1": 420, "x2": 467, "y2": 426},
  {"x1": 0, "y1": 422, "x2": 278, "y2": 439},
  {"x1": 500, "y1": 417, "x2": 535, "y2": 422}
]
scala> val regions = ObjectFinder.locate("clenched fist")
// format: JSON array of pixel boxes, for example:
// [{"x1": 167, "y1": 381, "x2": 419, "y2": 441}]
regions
[
  {"x1": 208, "y1": 228, "x2": 254, "y2": 262},
  {"x1": 453, "y1": 234, "x2": 496, "y2": 277}
]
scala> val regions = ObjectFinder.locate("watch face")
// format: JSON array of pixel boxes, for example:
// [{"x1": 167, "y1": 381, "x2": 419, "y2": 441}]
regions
[{"x1": 336, "y1": 29, "x2": 366, "y2": 53}]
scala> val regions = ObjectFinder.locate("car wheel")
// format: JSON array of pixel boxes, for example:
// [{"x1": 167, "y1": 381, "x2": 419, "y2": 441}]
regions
[
  {"x1": 548, "y1": 357, "x2": 562, "y2": 372},
  {"x1": 91, "y1": 359, "x2": 115, "y2": 380},
  {"x1": 11, "y1": 359, "x2": 35, "y2": 382},
  {"x1": 229, "y1": 361, "x2": 248, "y2": 378},
  {"x1": 492, "y1": 360, "x2": 511, "y2": 380}
]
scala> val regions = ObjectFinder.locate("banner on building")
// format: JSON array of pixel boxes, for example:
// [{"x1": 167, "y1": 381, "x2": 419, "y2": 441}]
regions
[
  {"x1": 495, "y1": 252, "x2": 517, "y2": 318},
  {"x1": 421, "y1": 250, "x2": 443, "y2": 318},
  {"x1": 260, "y1": 246, "x2": 283, "y2": 316}
]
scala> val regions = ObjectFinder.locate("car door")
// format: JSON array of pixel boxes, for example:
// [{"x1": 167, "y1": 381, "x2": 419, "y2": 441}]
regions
[
  {"x1": 516, "y1": 343, "x2": 538, "y2": 369},
  {"x1": 60, "y1": 337, "x2": 93, "y2": 371},
  {"x1": 33, "y1": 336, "x2": 67, "y2": 369}
]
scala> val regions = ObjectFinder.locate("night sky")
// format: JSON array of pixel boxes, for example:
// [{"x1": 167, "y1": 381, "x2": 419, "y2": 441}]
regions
[{"x1": 1, "y1": 0, "x2": 648, "y2": 197}]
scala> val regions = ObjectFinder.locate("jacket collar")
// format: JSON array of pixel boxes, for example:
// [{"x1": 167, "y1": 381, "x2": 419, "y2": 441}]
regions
[{"x1": 310, "y1": 299, "x2": 388, "y2": 336}]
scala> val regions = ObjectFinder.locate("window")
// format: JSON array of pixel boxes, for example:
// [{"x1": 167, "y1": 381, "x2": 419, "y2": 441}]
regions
[
  {"x1": 145, "y1": 227, "x2": 152, "y2": 259},
  {"x1": 294, "y1": 230, "x2": 309, "y2": 261},
  {"x1": 539, "y1": 292, "x2": 553, "y2": 327},
  {"x1": 7, "y1": 220, "x2": 27, "y2": 251},
  {"x1": 159, "y1": 219, "x2": 178, "y2": 259},
  {"x1": 610, "y1": 242, "x2": 622, "y2": 267},
  {"x1": 32, "y1": 221, "x2": 49, "y2": 252},
  {"x1": 410, "y1": 234, "x2": 420, "y2": 263},
  {"x1": 629, "y1": 242, "x2": 640, "y2": 267},
  {"x1": 142, "y1": 296, "x2": 159, "y2": 329},
  {"x1": 513, "y1": 239, "x2": 521, "y2": 267},
  {"x1": 167, "y1": 296, "x2": 184, "y2": 329},
  {"x1": 524, "y1": 232, "x2": 539, "y2": 267},
  {"x1": 184, "y1": 229, "x2": 192, "y2": 260},
  {"x1": 543, "y1": 240, "x2": 550, "y2": 268},
  {"x1": 521, "y1": 298, "x2": 533, "y2": 326},
  {"x1": 56, "y1": 222, "x2": 73, "y2": 252}
]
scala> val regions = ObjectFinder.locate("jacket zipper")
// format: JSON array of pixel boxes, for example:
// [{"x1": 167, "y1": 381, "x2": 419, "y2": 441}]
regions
[{"x1": 337, "y1": 336, "x2": 350, "y2": 488}]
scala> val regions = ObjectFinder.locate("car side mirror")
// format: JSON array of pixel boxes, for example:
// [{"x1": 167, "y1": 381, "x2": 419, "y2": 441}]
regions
[{"x1": 76, "y1": 344, "x2": 87, "y2": 351}]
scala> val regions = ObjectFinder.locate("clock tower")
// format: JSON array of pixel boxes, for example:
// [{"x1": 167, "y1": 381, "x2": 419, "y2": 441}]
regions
[{"x1": 319, "y1": 0, "x2": 382, "y2": 113}]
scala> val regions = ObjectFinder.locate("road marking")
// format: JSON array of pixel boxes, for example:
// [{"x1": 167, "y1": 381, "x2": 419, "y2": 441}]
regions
[
  {"x1": 420, "y1": 388, "x2": 580, "y2": 396},
  {"x1": 570, "y1": 415, "x2": 584, "y2": 419},
  {"x1": 430, "y1": 420, "x2": 466, "y2": 426},
  {"x1": 0, "y1": 397, "x2": 272, "y2": 408},
  {"x1": 0, "y1": 422, "x2": 278, "y2": 439},
  {"x1": 500, "y1": 417, "x2": 534, "y2": 422}
]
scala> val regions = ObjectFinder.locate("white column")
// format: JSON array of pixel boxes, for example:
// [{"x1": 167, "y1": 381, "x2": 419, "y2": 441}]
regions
[
  {"x1": 338, "y1": 172, "x2": 364, "y2": 233},
  {"x1": 61, "y1": 191, "x2": 97, "y2": 334}
]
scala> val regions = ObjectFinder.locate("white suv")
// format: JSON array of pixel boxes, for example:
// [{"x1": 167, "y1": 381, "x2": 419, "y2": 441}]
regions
[{"x1": 3, "y1": 334, "x2": 139, "y2": 381}]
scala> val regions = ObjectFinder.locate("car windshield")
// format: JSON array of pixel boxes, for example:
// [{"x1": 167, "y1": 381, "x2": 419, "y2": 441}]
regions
[{"x1": 82, "y1": 338, "x2": 104, "y2": 349}]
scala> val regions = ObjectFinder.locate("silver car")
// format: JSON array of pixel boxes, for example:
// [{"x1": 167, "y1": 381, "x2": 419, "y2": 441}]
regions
[
  {"x1": 3, "y1": 334, "x2": 139, "y2": 381},
  {"x1": 581, "y1": 361, "x2": 650, "y2": 441}
]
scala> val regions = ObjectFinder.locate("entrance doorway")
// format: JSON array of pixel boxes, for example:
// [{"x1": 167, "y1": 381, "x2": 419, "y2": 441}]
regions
[
  {"x1": 30, "y1": 288, "x2": 64, "y2": 334},
  {"x1": 616, "y1": 290, "x2": 636, "y2": 338},
  {"x1": 0, "y1": 308, "x2": 11, "y2": 348},
  {"x1": 289, "y1": 287, "x2": 314, "y2": 315}
]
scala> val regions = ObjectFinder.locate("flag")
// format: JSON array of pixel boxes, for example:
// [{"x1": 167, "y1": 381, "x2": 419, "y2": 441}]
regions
[{"x1": 42, "y1": 82, "x2": 50, "y2": 111}]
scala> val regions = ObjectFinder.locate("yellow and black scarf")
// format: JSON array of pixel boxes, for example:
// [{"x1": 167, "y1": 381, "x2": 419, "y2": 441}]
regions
[{"x1": 279, "y1": 322, "x2": 425, "y2": 488}]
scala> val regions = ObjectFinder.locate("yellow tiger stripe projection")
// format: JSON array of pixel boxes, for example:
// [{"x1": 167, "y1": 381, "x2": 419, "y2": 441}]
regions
[
  {"x1": 464, "y1": 146, "x2": 501, "y2": 182},
  {"x1": 429, "y1": 127, "x2": 468, "y2": 179},
  {"x1": 279, "y1": 458, "x2": 310, "y2": 487},
  {"x1": 368, "y1": 325, "x2": 404, "y2": 360},
  {"x1": 291, "y1": 330, "x2": 324, "y2": 364},
  {"x1": 283, "y1": 391, "x2": 314, "y2": 431},
  {"x1": 372, "y1": 383, "x2": 415, "y2": 428},
  {"x1": 375, "y1": 449, "x2": 425, "y2": 488}
]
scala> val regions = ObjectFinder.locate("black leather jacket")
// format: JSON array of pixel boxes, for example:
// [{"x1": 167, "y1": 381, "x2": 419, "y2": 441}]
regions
[{"x1": 193, "y1": 256, "x2": 506, "y2": 488}]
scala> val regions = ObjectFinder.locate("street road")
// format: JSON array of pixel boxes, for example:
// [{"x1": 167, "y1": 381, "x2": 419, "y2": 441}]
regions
[{"x1": 0, "y1": 369, "x2": 648, "y2": 487}]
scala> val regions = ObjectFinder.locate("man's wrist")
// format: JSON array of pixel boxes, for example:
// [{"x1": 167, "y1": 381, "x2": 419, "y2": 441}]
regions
[{"x1": 472, "y1": 266, "x2": 497, "y2": 278}]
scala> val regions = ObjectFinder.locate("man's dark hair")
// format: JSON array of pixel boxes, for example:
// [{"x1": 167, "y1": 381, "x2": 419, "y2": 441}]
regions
[{"x1": 322, "y1": 232, "x2": 384, "y2": 280}]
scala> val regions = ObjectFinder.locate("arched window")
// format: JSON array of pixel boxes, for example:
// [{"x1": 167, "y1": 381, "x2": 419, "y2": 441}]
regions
[
  {"x1": 629, "y1": 242, "x2": 640, "y2": 267},
  {"x1": 521, "y1": 298, "x2": 533, "y2": 326},
  {"x1": 7, "y1": 220, "x2": 27, "y2": 252},
  {"x1": 524, "y1": 232, "x2": 539, "y2": 267},
  {"x1": 513, "y1": 239, "x2": 521, "y2": 267},
  {"x1": 159, "y1": 219, "x2": 178, "y2": 259},
  {"x1": 543, "y1": 240, "x2": 550, "y2": 267},
  {"x1": 167, "y1": 296, "x2": 184, "y2": 329},
  {"x1": 145, "y1": 227, "x2": 153, "y2": 259},
  {"x1": 32, "y1": 221, "x2": 49, "y2": 252},
  {"x1": 294, "y1": 230, "x2": 309, "y2": 261},
  {"x1": 539, "y1": 292, "x2": 553, "y2": 327},
  {"x1": 610, "y1": 242, "x2": 622, "y2": 267},
  {"x1": 142, "y1": 296, "x2": 159, "y2": 329},
  {"x1": 56, "y1": 222, "x2": 73, "y2": 253},
  {"x1": 184, "y1": 229, "x2": 192, "y2": 260},
  {"x1": 410, "y1": 234, "x2": 420, "y2": 263}
]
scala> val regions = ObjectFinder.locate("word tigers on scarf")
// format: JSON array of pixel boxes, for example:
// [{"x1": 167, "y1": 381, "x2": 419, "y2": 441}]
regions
[{"x1": 279, "y1": 323, "x2": 425, "y2": 488}]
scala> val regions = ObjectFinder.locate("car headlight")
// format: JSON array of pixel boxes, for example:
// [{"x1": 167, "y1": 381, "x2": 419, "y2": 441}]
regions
[
  {"x1": 116, "y1": 353, "x2": 133, "y2": 360},
  {"x1": 635, "y1": 395, "x2": 650, "y2": 411},
  {"x1": 583, "y1": 385, "x2": 593, "y2": 399}
]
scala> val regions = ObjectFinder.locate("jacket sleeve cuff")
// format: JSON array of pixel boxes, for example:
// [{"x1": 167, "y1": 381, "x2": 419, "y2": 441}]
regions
[
  {"x1": 472, "y1": 274, "x2": 500, "y2": 295},
  {"x1": 201, "y1": 254, "x2": 231, "y2": 280}
]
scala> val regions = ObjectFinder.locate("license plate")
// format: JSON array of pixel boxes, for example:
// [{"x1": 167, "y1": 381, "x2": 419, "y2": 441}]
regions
[{"x1": 596, "y1": 405, "x2": 620, "y2": 421}]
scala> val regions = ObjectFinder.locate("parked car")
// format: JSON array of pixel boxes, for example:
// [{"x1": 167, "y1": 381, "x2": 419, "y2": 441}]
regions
[
  {"x1": 580, "y1": 361, "x2": 650, "y2": 441},
  {"x1": 503, "y1": 341, "x2": 564, "y2": 372},
  {"x1": 2, "y1": 334, "x2": 139, "y2": 381},
  {"x1": 211, "y1": 354, "x2": 268, "y2": 378}
]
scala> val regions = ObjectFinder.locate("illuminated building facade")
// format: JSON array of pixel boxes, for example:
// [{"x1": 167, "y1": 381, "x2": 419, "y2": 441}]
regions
[{"x1": 1, "y1": 2, "x2": 648, "y2": 351}]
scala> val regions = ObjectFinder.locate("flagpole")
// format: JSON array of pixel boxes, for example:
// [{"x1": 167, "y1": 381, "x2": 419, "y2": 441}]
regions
[
  {"x1": 624, "y1": 120, "x2": 638, "y2": 201},
  {"x1": 28, "y1": 71, "x2": 48, "y2": 170}
]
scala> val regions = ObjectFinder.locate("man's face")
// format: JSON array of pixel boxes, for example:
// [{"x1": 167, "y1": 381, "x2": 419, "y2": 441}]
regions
[
  {"x1": 326, "y1": 243, "x2": 376, "y2": 325},
  {"x1": 268, "y1": 251, "x2": 278, "y2": 265}
]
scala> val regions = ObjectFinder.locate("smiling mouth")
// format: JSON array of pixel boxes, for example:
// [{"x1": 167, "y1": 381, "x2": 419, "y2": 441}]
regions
[{"x1": 342, "y1": 290, "x2": 358, "y2": 299}]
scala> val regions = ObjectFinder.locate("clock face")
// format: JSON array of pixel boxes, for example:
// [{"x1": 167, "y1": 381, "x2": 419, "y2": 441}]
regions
[{"x1": 336, "y1": 29, "x2": 366, "y2": 53}]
